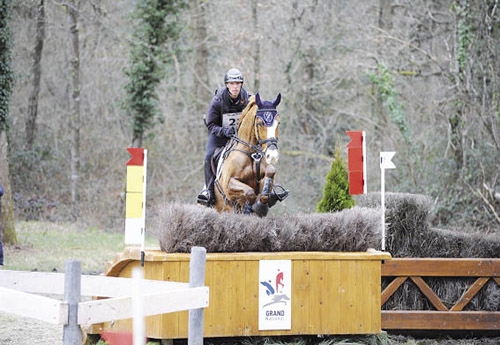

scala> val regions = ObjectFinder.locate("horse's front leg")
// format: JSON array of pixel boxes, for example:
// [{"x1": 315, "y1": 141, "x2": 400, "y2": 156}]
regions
[
  {"x1": 252, "y1": 165, "x2": 276, "y2": 217},
  {"x1": 227, "y1": 177, "x2": 257, "y2": 211}
]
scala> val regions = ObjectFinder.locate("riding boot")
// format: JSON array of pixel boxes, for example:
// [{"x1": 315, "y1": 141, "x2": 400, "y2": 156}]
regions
[
  {"x1": 268, "y1": 184, "x2": 290, "y2": 208},
  {"x1": 197, "y1": 159, "x2": 216, "y2": 207}
]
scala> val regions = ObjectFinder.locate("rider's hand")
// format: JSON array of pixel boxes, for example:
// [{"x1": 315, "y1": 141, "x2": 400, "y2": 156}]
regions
[{"x1": 223, "y1": 126, "x2": 236, "y2": 138}]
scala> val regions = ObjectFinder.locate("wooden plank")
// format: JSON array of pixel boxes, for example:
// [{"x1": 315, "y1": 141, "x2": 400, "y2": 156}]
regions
[
  {"x1": 382, "y1": 311, "x2": 500, "y2": 330},
  {"x1": 227, "y1": 260, "x2": 245, "y2": 335},
  {"x1": 309, "y1": 259, "x2": 326, "y2": 333},
  {"x1": 361, "y1": 261, "x2": 381, "y2": 333},
  {"x1": 451, "y1": 277, "x2": 490, "y2": 311},
  {"x1": 78, "y1": 287, "x2": 209, "y2": 327},
  {"x1": 244, "y1": 259, "x2": 259, "y2": 335},
  {"x1": 338, "y1": 260, "x2": 356, "y2": 334},
  {"x1": 410, "y1": 276, "x2": 448, "y2": 311},
  {"x1": 329, "y1": 260, "x2": 342, "y2": 334},
  {"x1": 176, "y1": 260, "x2": 191, "y2": 337},
  {"x1": 0, "y1": 269, "x2": 188, "y2": 297},
  {"x1": 382, "y1": 258, "x2": 500, "y2": 277},
  {"x1": 292, "y1": 259, "x2": 311, "y2": 334},
  {"x1": 324, "y1": 259, "x2": 340, "y2": 333},
  {"x1": 113, "y1": 248, "x2": 392, "y2": 264},
  {"x1": 381, "y1": 277, "x2": 407, "y2": 306},
  {"x1": 209, "y1": 260, "x2": 228, "y2": 336},
  {"x1": 0, "y1": 287, "x2": 68, "y2": 325}
]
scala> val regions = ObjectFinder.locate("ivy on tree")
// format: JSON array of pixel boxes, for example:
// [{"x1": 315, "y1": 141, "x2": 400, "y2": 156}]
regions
[{"x1": 124, "y1": 0, "x2": 187, "y2": 148}]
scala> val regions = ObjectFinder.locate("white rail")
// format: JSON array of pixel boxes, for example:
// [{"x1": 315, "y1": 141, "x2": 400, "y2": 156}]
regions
[{"x1": 0, "y1": 246, "x2": 208, "y2": 345}]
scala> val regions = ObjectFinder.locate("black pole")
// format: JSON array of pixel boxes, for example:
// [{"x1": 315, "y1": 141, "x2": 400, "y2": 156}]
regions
[{"x1": 0, "y1": 185, "x2": 4, "y2": 267}]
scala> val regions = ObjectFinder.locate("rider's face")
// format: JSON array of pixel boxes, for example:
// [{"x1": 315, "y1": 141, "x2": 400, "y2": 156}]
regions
[{"x1": 226, "y1": 82, "x2": 243, "y2": 99}]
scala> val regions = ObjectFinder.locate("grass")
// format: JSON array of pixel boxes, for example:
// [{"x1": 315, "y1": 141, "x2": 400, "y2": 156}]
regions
[{"x1": 2, "y1": 221, "x2": 159, "y2": 274}]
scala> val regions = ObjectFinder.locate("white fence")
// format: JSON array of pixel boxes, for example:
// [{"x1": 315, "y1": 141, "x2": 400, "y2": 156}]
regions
[{"x1": 0, "y1": 246, "x2": 208, "y2": 345}]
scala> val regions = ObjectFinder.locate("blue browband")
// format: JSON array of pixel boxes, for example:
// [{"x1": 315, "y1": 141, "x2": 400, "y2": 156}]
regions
[{"x1": 256, "y1": 109, "x2": 278, "y2": 127}]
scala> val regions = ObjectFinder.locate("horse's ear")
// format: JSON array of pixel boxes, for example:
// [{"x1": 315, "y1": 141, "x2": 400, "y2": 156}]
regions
[
  {"x1": 255, "y1": 93, "x2": 262, "y2": 107},
  {"x1": 273, "y1": 93, "x2": 281, "y2": 107}
]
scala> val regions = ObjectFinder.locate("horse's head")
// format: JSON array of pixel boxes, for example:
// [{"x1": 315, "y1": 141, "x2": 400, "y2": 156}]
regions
[{"x1": 254, "y1": 93, "x2": 281, "y2": 165}]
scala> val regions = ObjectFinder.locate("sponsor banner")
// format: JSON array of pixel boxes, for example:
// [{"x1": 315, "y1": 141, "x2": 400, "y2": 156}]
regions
[{"x1": 258, "y1": 260, "x2": 292, "y2": 330}]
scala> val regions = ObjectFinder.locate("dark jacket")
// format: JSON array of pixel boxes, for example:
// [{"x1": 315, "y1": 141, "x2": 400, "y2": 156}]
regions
[{"x1": 206, "y1": 86, "x2": 250, "y2": 139}]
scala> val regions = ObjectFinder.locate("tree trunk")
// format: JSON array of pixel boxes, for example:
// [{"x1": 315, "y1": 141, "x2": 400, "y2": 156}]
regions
[
  {"x1": 67, "y1": 0, "x2": 81, "y2": 218},
  {"x1": 25, "y1": 0, "x2": 45, "y2": 151},
  {"x1": 0, "y1": 131, "x2": 16, "y2": 245},
  {"x1": 191, "y1": 0, "x2": 209, "y2": 114},
  {"x1": 252, "y1": 0, "x2": 260, "y2": 92}
]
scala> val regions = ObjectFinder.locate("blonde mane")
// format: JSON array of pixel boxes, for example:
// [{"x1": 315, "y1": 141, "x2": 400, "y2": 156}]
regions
[{"x1": 237, "y1": 95, "x2": 257, "y2": 132}]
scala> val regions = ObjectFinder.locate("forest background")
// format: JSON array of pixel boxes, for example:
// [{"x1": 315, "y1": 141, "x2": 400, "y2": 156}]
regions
[{"x1": 1, "y1": 0, "x2": 499, "y2": 237}]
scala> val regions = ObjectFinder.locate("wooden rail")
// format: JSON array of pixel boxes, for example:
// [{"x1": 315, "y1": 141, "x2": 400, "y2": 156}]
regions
[{"x1": 381, "y1": 258, "x2": 500, "y2": 330}]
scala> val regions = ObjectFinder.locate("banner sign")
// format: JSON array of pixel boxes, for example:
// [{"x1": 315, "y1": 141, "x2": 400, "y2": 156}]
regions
[{"x1": 258, "y1": 260, "x2": 292, "y2": 330}]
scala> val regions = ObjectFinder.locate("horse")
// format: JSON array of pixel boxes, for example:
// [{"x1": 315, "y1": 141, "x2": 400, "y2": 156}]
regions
[{"x1": 213, "y1": 93, "x2": 282, "y2": 217}]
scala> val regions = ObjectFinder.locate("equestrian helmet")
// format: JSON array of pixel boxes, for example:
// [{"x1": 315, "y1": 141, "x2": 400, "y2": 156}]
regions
[{"x1": 224, "y1": 68, "x2": 244, "y2": 83}]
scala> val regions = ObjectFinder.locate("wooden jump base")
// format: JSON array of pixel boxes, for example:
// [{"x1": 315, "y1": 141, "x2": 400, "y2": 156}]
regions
[
  {"x1": 93, "y1": 248, "x2": 391, "y2": 340},
  {"x1": 381, "y1": 258, "x2": 500, "y2": 330}
]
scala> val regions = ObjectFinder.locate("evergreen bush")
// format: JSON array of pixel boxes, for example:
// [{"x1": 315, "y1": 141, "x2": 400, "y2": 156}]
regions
[{"x1": 315, "y1": 146, "x2": 354, "y2": 213}]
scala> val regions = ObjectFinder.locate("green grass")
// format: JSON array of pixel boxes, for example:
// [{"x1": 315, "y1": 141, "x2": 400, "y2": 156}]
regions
[{"x1": 2, "y1": 221, "x2": 159, "y2": 274}]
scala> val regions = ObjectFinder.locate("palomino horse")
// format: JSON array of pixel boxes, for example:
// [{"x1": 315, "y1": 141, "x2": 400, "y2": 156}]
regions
[{"x1": 214, "y1": 93, "x2": 282, "y2": 217}]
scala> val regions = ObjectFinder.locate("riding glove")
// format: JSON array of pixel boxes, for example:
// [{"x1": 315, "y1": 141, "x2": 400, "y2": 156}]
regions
[{"x1": 222, "y1": 126, "x2": 236, "y2": 137}]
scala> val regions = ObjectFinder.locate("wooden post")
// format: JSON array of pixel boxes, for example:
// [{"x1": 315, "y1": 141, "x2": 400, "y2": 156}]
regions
[
  {"x1": 188, "y1": 246, "x2": 207, "y2": 345},
  {"x1": 63, "y1": 259, "x2": 82, "y2": 345}
]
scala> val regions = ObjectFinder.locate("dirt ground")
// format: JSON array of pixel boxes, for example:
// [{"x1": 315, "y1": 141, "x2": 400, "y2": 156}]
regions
[{"x1": 0, "y1": 312, "x2": 62, "y2": 345}]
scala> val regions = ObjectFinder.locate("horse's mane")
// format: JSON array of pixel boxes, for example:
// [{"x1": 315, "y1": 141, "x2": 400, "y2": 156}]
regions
[{"x1": 238, "y1": 95, "x2": 257, "y2": 131}]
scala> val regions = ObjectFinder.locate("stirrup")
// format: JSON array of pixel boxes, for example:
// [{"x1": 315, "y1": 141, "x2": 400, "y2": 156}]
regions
[
  {"x1": 268, "y1": 184, "x2": 290, "y2": 208},
  {"x1": 197, "y1": 189, "x2": 214, "y2": 207}
]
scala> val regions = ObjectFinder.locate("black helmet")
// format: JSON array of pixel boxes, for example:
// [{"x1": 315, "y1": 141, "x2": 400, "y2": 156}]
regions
[{"x1": 224, "y1": 68, "x2": 244, "y2": 83}]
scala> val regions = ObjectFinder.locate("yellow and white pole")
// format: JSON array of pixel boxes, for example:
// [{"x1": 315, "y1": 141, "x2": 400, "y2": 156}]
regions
[{"x1": 125, "y1": 148, "x2": 147, "y2": 265}]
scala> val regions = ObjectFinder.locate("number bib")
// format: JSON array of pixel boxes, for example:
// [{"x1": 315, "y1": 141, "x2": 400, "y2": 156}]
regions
[{"x1": 222, "y1": 112, "x2": 241, "y2": 129}]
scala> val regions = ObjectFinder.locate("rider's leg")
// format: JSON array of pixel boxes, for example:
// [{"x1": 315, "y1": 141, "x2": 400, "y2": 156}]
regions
[{"x1": 197, "y1": 137, "x2": 218, "y2": 205}]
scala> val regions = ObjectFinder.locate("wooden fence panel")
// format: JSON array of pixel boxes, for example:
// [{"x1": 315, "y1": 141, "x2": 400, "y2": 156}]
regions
[{"x1": 381, "y1": 258, "x2": 500, "y2": 330}]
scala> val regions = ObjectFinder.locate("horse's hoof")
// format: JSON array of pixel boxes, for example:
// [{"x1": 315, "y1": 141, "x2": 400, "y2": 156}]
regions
[{"x1": 252, "y1": 201, "x2": 269, "y2": 217}]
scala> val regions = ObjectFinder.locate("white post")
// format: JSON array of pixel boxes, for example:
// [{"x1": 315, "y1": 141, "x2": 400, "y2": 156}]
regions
[
  {"x1": 380, "y1": 152, "x2": 396, "y2": 252},
  {"x1": 132, "y1": 267, "x2": 145, "y2": 345},
  {"x1": 141, "y1": 149, "x2": 148, "y2": 267},
  {"x1": 380, "y1": 167, "x2": 386, "y2": 251},
  {"x1": 188, "y1": 246, "x2": 207, "y2": 345},
  {"x1": 63, "y1": 260, "x2": 82, "y2": 345}
]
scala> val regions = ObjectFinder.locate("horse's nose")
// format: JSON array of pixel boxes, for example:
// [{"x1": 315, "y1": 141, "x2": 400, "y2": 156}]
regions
[{"x1": 266, "y1": 148, "x2": 279, "y2": 165}]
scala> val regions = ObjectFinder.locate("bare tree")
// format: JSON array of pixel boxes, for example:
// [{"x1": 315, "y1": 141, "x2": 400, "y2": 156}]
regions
[
  {"x1": 67, "y1": 0, "x2": 82, "y2": 218},
  {"x1": 191, "y1": 0, "x2": 209, "y2": 114},
  {"x1": 25, "y1": 0, "x2": 45, "y2": 151}
]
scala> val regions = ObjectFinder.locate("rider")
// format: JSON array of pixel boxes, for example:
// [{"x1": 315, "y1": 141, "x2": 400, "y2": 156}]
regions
[
  {"x1": 197, "y1": 68, "x2": 289, "y2": 207},
  {"x1": 197, "y1": 68, "x2": 250, "y2": 206}
]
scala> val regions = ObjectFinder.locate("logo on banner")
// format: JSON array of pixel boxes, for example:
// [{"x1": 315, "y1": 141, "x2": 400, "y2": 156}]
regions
[{"x1": 258, "y1": 260, "x2": 292, "y2": 330}]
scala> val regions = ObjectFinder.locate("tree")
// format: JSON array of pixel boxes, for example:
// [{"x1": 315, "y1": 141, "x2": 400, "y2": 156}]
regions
[
  {"x1": 0, "y1": 0, "x2": 17, "y2": 244},
  {"x1": 124, "y1": 0, "x2": 187, "y2": 148},
  {"x1": 190, "y1": 0, "x2": 209, "y2": 114},
  {"x1": 66, "y1": 0, "x2": 82, "y2": 218},
  {"x1": 316, "y1": 145, "x2": 354, "y2": 213},
  {"x1": 25, "y1": 0, "x2": 45, "y2": 151}
]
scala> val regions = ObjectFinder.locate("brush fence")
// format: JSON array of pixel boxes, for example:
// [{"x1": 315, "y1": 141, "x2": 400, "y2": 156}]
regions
[{"x1": 92, "y1": 247, "x2": 391, "y2": 340}]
